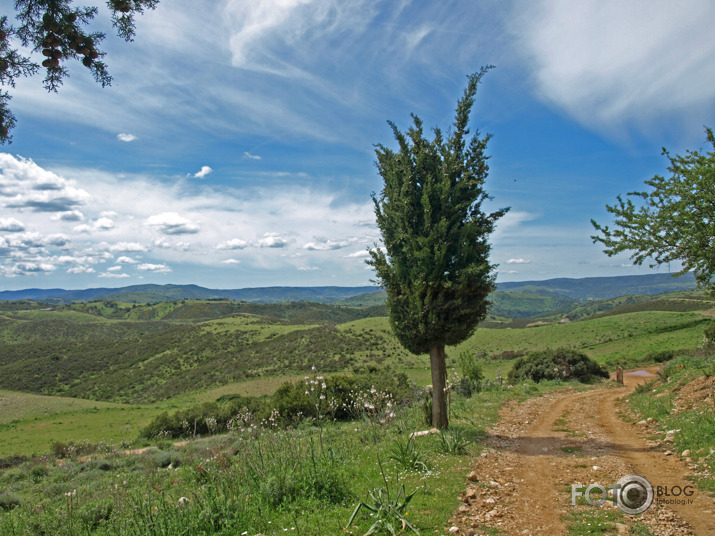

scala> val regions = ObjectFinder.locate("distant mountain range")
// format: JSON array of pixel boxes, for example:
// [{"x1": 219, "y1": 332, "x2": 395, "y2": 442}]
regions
[
  {"x1": 0, "y1": 284, "x2": 383, "y2": 304},
  {"x1": 496, "y1": 272, "x2": 697, "y2": 301},
  {"x1": 0, "y1": 272, "x2": 697, "y2": 305}
]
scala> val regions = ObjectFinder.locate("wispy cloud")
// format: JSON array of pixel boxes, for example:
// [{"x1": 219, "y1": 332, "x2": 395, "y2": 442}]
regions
[
  {"x1": 117, "y1": 133, "x2": 137, "y2": 142},
  {"x1": 511, "y1": 0, "x2": 715, "y2": 133},
  {"x1": 243, "y1": 152, "x2": 261, "y2": 160}
]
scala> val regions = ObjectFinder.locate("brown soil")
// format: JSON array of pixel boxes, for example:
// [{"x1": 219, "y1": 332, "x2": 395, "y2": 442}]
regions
[{"x1": 450, "y1": 377, "x2": 715, "y2": 535}]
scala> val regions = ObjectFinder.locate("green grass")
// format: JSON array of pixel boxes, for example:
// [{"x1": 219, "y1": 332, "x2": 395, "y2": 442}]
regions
[
  {"x1": 627, "y1": 352, "x2": 715, "y2": 493},
  {"x1": 0, "y1": 383, "x2": 570, "y2": 535}
]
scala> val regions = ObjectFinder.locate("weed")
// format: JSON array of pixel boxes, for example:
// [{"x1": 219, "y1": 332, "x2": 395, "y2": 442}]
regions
[
  {"x1": 0, "y1": 491, "x2": 21, "y2": 510},
  {"x1": 435, "y1": 428, "x2": 470, "y2": 455},
  {"x1": 347, "y1": 456, "x2": 420, "y2": 535},
  {"x1": 388, "y1": 435, "x2": 429, "y2": 472}
]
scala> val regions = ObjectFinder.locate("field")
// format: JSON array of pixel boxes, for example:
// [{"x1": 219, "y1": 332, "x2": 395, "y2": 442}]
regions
[{"x1": 0, "y1": 289, "x2": 713, "y2": 534}]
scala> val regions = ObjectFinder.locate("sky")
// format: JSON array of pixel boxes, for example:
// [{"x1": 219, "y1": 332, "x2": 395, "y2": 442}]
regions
[{"x1": 1, "y1": 0, "x2": 714, "y2": 291}]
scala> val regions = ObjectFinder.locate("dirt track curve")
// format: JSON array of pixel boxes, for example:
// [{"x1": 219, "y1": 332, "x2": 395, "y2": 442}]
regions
[{"x1": 450, "y1": 373, "x2": 715, "y2": 536}]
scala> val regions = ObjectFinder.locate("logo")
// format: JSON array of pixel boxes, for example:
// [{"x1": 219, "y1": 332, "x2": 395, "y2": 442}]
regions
[{"x1": 572, "y1": 474, "x2": 655, "y2": 515}]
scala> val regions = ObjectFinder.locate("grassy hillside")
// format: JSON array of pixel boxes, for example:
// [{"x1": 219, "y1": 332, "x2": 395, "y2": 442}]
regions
[{"x1": 0, "y1": 296, "x2": 710, "y2": 406}]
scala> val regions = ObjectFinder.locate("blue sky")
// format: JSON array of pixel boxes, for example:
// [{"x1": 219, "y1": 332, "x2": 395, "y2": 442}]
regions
[{"x1": 1, "y1": 0, "x2": 714, "y2": 290}]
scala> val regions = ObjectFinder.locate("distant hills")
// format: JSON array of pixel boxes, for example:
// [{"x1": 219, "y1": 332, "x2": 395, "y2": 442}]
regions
[
  {"x1": 0, "y1": 284, "x2": 383, "y2": 304},
  {"x1": 0, "y1": 272, "x2": 698, "y2": 309},
  {"x1": 497, "y1": 272, "x2": 697, "y2": 301}
]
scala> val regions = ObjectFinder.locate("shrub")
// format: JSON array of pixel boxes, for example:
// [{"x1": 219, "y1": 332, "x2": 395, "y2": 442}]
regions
[
  {"x1": 0, "y1": 491, "x2": 22, "y2": 510},
  {"x1": 705, "y1": 321, "x2": 715, "y2": 345},
  {"x1": 78, "y1": 498, "x2": 114, "y2": 529},
  {"x1": 151, "y1": 450, "x2": 182, "y2": 469},
  {"x1": 507, "y1": 348, "x2": 609, "y2": 384}
]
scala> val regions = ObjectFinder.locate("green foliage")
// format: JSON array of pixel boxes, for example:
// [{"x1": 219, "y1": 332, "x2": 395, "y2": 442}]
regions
[
  {"x1": 347, "y1": 457, "x2": 420, "y2": 536},
  {"x1": 1, "y1": 1, "x2": 160, "y2": 143},
  {"x1": 367, "y1": 67, "x2": 508, "y2": 355},
  {"x1": 705, "y1": 321, "x2": 715, "y2": 344},
  {"x1": 0, "y1": 491, "x2": 21, "y2": 510},
  {"x1": 592, "y1": 128, "x2": 715, "y2": 290},
  {"x1": 434, "y1": 428, "x2": 470, "y2": 455},
  {"x1": 388, "y1": 435, "x2": 428, "y2": 472},
  {"x1": 507, "y1": 348, "x2": 609, "y2": 384}
]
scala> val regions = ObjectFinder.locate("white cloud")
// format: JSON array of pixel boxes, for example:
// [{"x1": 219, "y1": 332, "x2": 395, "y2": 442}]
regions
[
  {"x1": 256, "y1": 232, "x2": 288, "y2": 248},
  {"x1": 0, "y1": 153, "x2": 90, "y2": 212},
  {"x1": 512, "y1": 0, "x2": 715, "y2": 132},
  {"x1": 99, "y1": 271, "x2": 131, "y2": 278},
  {"x1": 67, "y1": 266, "x2": 96, "y2": 274},
  {"x1": 297, "y1": 265, "x2": 319, "y2": 271},
  {"x1": 53, "y1": 210, "x2": 84, "y2": 222},
  {"x1": 0, "y1": 217, "x2": 25, "y2": 232},
  {"x1": 137, "y1": 263, "x2": 172, "y2": 273},
  {"x1": 116, "y1": 256, "x2": 138, "y2": 263},
  {"x1": 15, "y1": 262, "x2": 55, "y2": 273},
  {"x1": 74, "y1": 217, "x2": 115, "y2": 234},
  {"x1": 303, "y1": 238, "x2": 351, "y2": 251},
  {"x1": 146, "y1": 212, "x2": 201, "y2": 235},
  {"x1": 193, "y1": 165, "x2": 213, "y2": 179},
  {"x1": 106, "y1": 242, "x2": 148, "y2": 253},
  {"x1": 117, "y1": 133, "x2": 137, "y2": 142},
  {"x1": 221, "y1": 258, "x2": 241, "y2": 264},
  {"x1": 216, "y1": 238, "x2": 248, "y2": 250},
  {"x1": 345, "y1": 250, "x2": 371, "y2": 258},
  {"x1": 506, "y1": 258, "x2": 531, "y2": 264},
  {"x1": 243, "y1": 152, "x2": 261, "y2": 160}
]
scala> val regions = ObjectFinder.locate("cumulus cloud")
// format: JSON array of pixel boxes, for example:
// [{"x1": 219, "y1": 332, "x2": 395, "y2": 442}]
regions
[
  {"x1": 117, "y1": 133, "x2": 137, "y2": 142},
  {"x1": 53, "y1": 210, "x2": 84, "y2": 222},
  {"x1": 512, "y1": 0, "x2": 715, "y2": 132},
  {"x1": 344, "y1": 250, "x2": 371, "y2": 258},
  {"x1": 0, "y1": 217, "x2": 25, "y2": 232},
  {"x1": 137, "y1": 263, "x2": 172, "y2": 273},
  {"x1": 0, "y1": 154, "x2": 90, "y2": 213},
  {"x1": 105, "y1": 242, "x2": 148, "y2": 253},
  {"x1": 15, "y1": 262, "x2": 55, "y2": 273},
  {"x1": 193, "y1": 165, "x2": 213, "y2": 178},
  {"x1": 67, "y1": 266, "x2": 96, "y2": 274},
  {"x1": 216, "y1": 238, "x2": 248, "y2": 250},
  {"x1": 506, "y1": 258, "x2": 531, "y2": 264},
  {"x1": 99, "y1": 271, "x2": 131, "y2": 278},
  {"x1": 146, "y1": 212, "x2": 200, "y2": 235},
  {"x1": 256, "y1": 233, "x2": 288, "y2": 248},
  {"x1": 303, "y1": 238, "x2": 351, "y2": 251},
  {"x1": 116, "y1": 256, "x2": 138, "y2": 263},
  {"x1": 74, "y1": 217, "x2": 115, "y2": 233}
]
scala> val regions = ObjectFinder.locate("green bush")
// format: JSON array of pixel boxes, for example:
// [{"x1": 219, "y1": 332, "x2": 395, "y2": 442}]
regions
[
  {"x1": 705, "y1": 321, "x2": 715, "y2": 344},
  {"x1": 507, "y1": 348, "x2": 609, "y2": 384},
  {"x1": 0, "y1": 491, "x2": 21, "y2": 510}
]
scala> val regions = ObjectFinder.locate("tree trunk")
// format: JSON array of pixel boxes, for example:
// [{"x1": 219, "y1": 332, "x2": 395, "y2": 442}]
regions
[{"x1": 429, "y1": 345, "x2": 449, "y2": 429}]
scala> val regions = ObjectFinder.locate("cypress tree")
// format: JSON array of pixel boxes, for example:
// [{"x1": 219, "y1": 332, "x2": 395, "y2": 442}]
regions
[{"x1": 367, "y1": 67, "x2": 508, "y2": 428}]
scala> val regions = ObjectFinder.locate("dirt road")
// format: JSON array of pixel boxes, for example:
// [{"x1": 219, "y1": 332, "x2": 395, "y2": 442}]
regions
[{"x1": 450, "y1": 375, "x2": 715, "y2": 535}]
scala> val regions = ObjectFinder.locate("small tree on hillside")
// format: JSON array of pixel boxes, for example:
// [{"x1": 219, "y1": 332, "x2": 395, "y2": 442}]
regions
[{"x1": 367, "y1": 67, "x2": 509, "y2": 429}]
